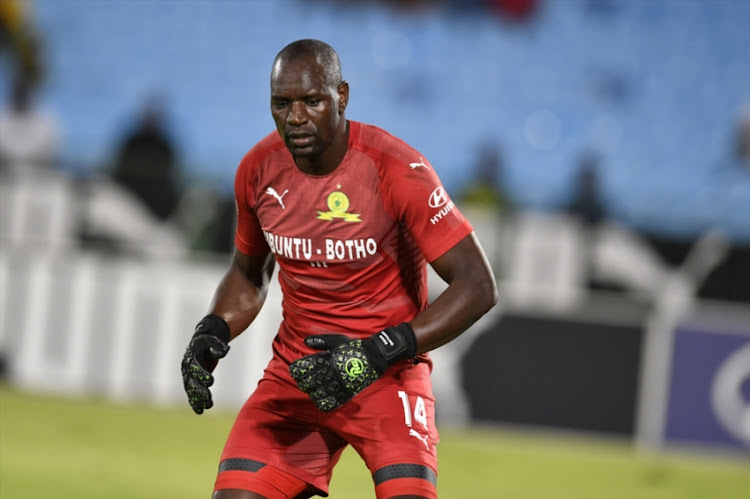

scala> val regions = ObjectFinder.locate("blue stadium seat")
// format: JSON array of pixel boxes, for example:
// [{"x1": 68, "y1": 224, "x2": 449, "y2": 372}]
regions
[{"x1": 28, "y1": 0, "x2": 750, "y2": 241}]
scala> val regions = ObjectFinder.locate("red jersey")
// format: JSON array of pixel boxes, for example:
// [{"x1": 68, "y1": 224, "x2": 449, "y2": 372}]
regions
[{"x1": 234, "y1": 120, "x2": 472, "y2": 362}]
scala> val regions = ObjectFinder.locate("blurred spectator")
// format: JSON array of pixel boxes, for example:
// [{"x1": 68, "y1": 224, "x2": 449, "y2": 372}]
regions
[
  {"x1": 566, "y1": 151, "x2": 607, "y2": 289},
  {"x1": 74, "y1": 95, "x2": 188, "y2": 258},
  {"x1": 110, "y1": 95, "x2": 183, "y2": 221},
  {"x1": 486, "y1": 0, "x2": 539, "y2": 21},
  {"x1": 458, "y1": 141, "x2": 511, "y2": 215},
  {"x1": 0, "y1": 0, "x2": 45, "y2": 87},
  {"x1": 0, "y1": 70, "x2": 60, "y2": 176},
  {"x1": 566, "y1": 151, "x2": 605, "y2": 228},
  {"x1": 735, "y1": 106, "x2": 750, "y2": 172}
]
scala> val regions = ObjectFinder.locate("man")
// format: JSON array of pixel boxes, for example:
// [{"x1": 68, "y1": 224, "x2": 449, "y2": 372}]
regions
[
  {"x1": 111, "y1": 94, "x2": 182, "y2": 221},
  {"x1": 181, "y1": 39, "x2": 497, "y2": 499},
  {"x1": 0, "y1": 71, "x2": 60, "y2": 176},
  {"x1": 736, "y1": 105, "x2": 750, "y2": 171}
]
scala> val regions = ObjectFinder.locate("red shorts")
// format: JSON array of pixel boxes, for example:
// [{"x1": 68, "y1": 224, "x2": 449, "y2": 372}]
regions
[{"x1": 215, "y1": 352, "x2": 439, "y2": 498}]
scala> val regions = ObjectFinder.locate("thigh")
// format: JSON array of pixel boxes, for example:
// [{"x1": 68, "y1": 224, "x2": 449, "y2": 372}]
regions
[
  {"x1": 215, "y1": 373, "x2": 348, "y2": 497},
  {"x1": 329, "y1": 365, "x2": 439, "y2": 498}
]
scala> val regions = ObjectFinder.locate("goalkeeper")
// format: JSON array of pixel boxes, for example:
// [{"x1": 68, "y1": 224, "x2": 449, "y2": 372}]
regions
[{"x1": 181, "y1": 39, "x2": 497, "y2": 499}]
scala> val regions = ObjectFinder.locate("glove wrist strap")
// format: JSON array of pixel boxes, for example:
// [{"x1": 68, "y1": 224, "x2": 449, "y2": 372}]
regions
[
  {"x1": 371, "y1": 322, "x2": 418, "y2": 366},
  {"x1": 193, "y1": 314, "x2": 231, "y2": 344}
]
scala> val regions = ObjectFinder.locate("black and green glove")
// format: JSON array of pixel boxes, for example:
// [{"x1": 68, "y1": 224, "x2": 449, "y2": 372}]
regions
[
  {"x1": 181, "y1": 314, "x2": 230, "y2": 414},
  {"x1": 289, "y1": 323, "x2": 417, "y2": 412}
]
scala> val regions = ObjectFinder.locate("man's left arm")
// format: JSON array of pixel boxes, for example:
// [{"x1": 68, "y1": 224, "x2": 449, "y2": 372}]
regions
[{"x1": 409, "y1": 231, "x2": 498, "y2": 353}]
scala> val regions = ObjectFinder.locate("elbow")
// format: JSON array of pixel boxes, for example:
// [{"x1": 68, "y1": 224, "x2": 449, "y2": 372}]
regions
[
  {"x1": 488, "y1": 280, "x2": 499, "y2": 310},
  {"x1": 481, "y1": 275, "x2": 499, "y2": 314},
  {"x1": 472, "y1": 271, "x2": 498, "y2": 317}
]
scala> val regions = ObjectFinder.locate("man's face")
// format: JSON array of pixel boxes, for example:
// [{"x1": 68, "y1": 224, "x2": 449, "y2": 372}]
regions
[{"x1": 270, "y1": 59, "x2": 345, "y2": 161}]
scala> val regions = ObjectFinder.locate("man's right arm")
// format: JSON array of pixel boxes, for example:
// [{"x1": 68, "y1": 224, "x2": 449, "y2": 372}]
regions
[
  {"x1": 208, "y1": 249, "x2": 276, "y2": 340},
  {"x1": 181, "y1": 249, "x2": 274, "y2": 414}
]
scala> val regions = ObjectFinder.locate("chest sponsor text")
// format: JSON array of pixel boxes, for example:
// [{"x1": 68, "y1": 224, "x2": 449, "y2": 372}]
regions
[{"x1": 263, "y1": 231, "x2": 378, "y2": 262}]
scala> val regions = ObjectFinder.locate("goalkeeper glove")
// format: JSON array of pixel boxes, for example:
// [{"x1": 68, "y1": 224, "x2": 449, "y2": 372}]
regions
[
  {"x1": 181, "y1": 314, "x2": 230, "y2": 414},
  {"x1": 289, "y1": 323, "x2": 417, "y2": 412}
]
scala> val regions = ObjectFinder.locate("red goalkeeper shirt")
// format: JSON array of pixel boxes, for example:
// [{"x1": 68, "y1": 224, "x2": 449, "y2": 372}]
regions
[{"x1": 234, "y1": 120, "x2": 472, "y2": 363}]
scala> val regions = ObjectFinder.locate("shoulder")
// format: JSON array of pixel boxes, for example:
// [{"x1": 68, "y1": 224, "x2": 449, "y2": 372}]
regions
[
  {"x1": 351, "y1": 121, "x2": 423, "y2": 169},
  {"x1": 234, "y1": 131, "x2": 288, "y2": 203},
  {"x1": 237, "y1": 130, "x2": 287, "y2": 176}
]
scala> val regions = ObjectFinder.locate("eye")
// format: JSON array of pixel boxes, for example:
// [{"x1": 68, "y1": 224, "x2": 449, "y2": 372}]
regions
[
  {"x1": 306, "y1": 99, "x2": 320, "y2": 106},
  {"x1": 273, "y1": 100, "x2": 288, "y2": 109}
]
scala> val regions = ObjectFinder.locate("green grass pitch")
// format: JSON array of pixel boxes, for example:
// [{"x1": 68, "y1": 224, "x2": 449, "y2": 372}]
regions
[{"x1": 2, "y1": 384, "x2": 748, "y2": 498}]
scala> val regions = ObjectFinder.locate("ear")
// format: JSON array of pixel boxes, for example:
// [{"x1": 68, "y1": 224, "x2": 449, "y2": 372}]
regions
[{"x1": 337, "y1": 80, "x2": 349, "y2": 114}]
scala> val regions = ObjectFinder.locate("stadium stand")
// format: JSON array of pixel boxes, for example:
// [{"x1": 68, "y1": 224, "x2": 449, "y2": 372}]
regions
[{"x1": 22, "y1": 0, "x2": 750, "y2": 243}]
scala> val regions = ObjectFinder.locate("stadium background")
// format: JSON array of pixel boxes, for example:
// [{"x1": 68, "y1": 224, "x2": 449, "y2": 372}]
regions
[{"x1": 1, "y1": 0, "x2": 749, "y2": 497}]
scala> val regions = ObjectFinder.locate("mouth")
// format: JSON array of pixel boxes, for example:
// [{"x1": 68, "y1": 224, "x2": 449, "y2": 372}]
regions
[
  {"x1": 286, "y1": 129, "x2": 315, "y2": 146},
  {"x1": 289, "y1": 135, "x2": 314, "y2": 147}
]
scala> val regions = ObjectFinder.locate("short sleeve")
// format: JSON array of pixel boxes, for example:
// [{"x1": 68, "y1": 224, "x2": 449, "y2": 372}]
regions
[
  {"x1": 234, "y1": 157, "x2": 270, "y2": 256},
  {"x1": 385, "y1": 156, "x2": 473, "y2": 263}
]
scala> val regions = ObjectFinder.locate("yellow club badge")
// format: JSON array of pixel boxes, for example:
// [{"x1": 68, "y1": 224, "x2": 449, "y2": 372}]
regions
[{"x1": 317, "y1": 187, "x2": 361, "y2": 222}]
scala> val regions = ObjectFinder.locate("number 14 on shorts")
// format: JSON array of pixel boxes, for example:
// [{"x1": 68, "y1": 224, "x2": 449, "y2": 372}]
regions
[
  {"x1": 398, "y1": 390, "x2": 428, "y2": 429},
  {"x1": 398, "y1": 390, "x2": 431, "y2": 450}
]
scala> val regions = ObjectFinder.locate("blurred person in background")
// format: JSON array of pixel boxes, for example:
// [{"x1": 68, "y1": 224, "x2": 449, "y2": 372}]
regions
[
  {"x1": 566, "y1": 151, "x2": 606, "y2": 229},
  {"x1": 0, "y1": 0, "x2": 45, "y2": 87},
  {"x1": 458, "y1": 141, "x2": 511, "y2": 215},
  {"x1": 110, "y1": 94, "x2": 183, "y2": 221},
  {"x1": 0, "y1": 0, "x2": 57, "y2": 178},
  {"x1": 735, "y1": 105, "x2": 750, "y2": 172},
  {"x1": 563, "y1": 151, "x2": 673, "y2": 298},
  {"x1": 485, "y1": 0, "x2": 539, "y2": 21},
  {"x1": 564, "y1": 151, "x2": 611, "y2": 290},
  {"x1": 74, "y1": 94, "x2": 188, "y2": 257},
  {"x1": 181, "y1": 39, "x2": 497, "y2": 499},
  {"x1": 0, "y1": 69, "x2": 60, "y2": 176}
]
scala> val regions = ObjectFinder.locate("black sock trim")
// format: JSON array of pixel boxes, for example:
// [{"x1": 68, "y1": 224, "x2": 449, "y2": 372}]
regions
[
  {"x1": 218, "y1": 458, "x2": 266, "y2": 473},
  {"x1": 373, "y1": 463, "x2": 437, "y2": 486}
]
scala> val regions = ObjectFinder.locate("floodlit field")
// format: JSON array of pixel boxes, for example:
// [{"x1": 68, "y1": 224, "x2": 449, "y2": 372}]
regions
[{"x1": 2, "y1": 385, "x2": 748, "y2": 498}]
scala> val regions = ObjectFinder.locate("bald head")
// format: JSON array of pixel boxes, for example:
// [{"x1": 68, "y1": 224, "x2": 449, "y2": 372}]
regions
[{"x1": 272, "y1": 39, "x2": 342, "y2": 88}]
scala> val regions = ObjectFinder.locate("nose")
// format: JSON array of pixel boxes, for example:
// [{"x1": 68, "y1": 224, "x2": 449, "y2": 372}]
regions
[{"x1": 287, "y1": 101, "x2": 307, "y2": 125}]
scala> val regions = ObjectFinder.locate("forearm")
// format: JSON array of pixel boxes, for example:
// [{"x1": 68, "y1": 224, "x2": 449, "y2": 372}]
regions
[
  {"x1": 409, "y1": 276, "x2": 496, "y2": 353},
  {"x1": 182, "y1": 251, "x2": 273, "y2": 415},
  {"x1": 409, "y1": 233, "x2": 498, "y2": 354},
  {"x1": 208, "y1": 251, "x2": 275, "y2": 340}
]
